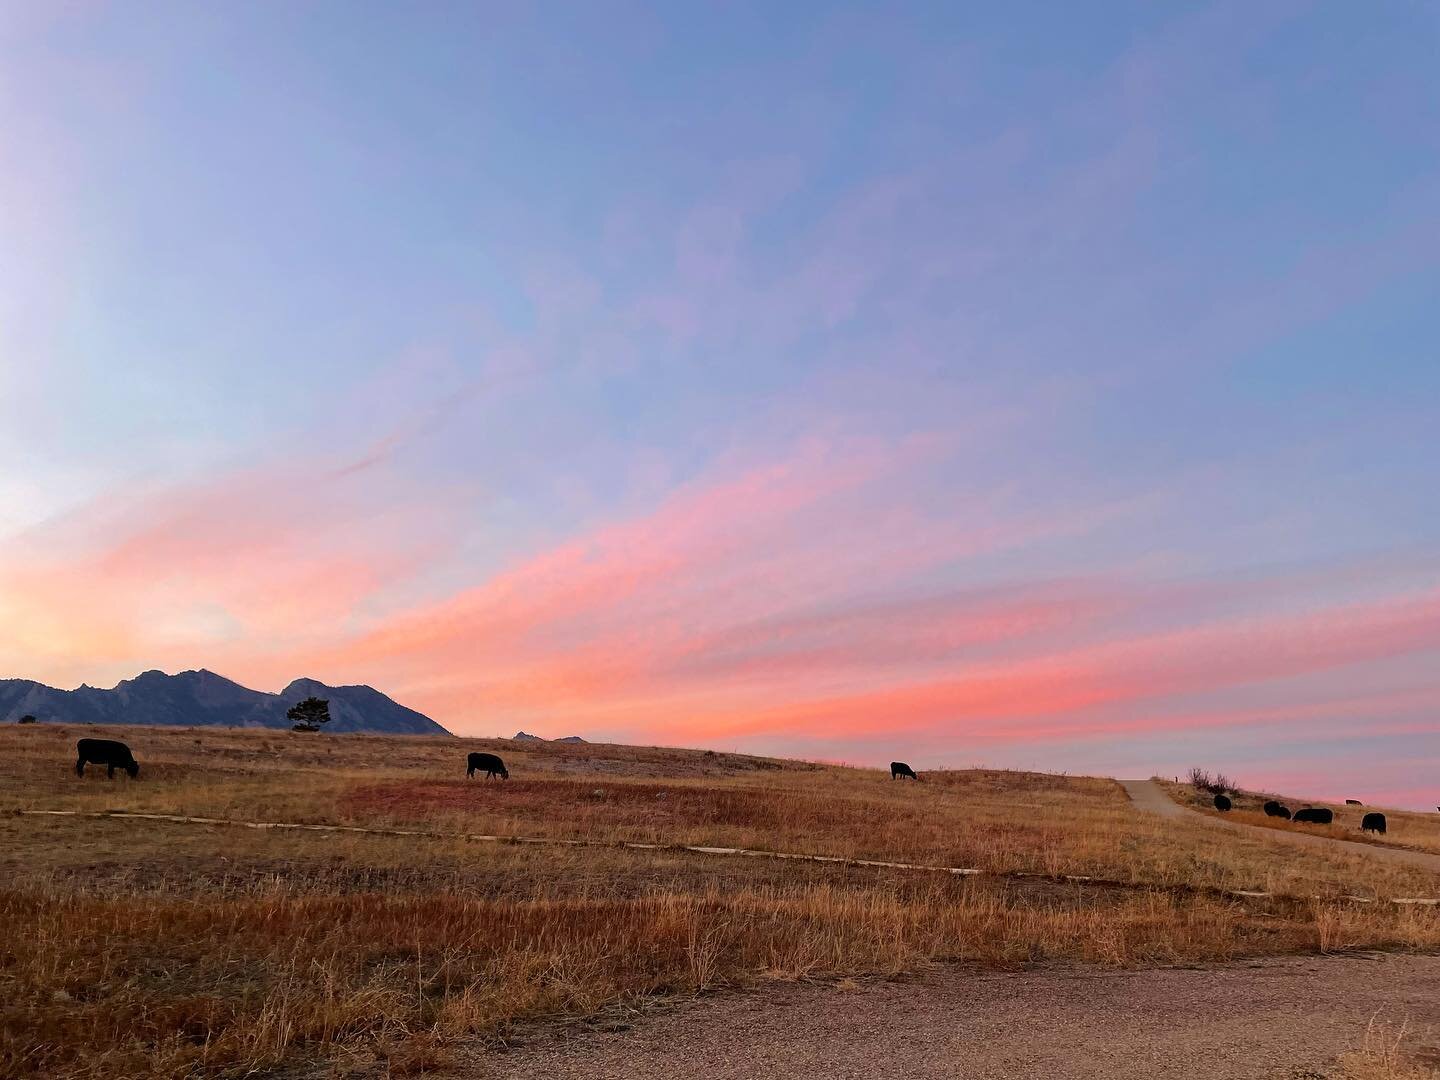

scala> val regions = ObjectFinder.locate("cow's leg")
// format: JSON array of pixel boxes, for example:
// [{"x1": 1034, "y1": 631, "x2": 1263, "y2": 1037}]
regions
[
  {"x1": 75, "y1": 758, "x2": 85, "y2": 777},
  {"x1": 107, "y1": 763, "x2": 116, "y2": 779}
]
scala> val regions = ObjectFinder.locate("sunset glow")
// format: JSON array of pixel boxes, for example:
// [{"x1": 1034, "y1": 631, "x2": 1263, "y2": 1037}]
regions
[{"x1": 2, "y1": 3, "x2": 1437, "y2": 806}]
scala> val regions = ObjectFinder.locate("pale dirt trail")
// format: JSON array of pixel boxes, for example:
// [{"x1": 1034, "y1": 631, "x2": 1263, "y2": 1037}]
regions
[
  {"x1": 472, "y1": 953, "x2": 1440, "y2": 1079},
  {"x1": 1121, "y1": 779, "x2": 1440, "y2": 875}
]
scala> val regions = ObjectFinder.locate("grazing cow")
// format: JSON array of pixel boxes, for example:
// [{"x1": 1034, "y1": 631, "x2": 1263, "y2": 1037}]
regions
[
  {"x1": 1292, "y1": 807, "x2": 1333, "y2": 825},
  {"x1": 1213, "y1": 794, "x2": 1232, "y2": 811},
  {"x1": 75, "y1": 738, "x2": 138, "y2": 779},
  {"x1": 1275, "y1": 804, "x2": 1291, "y2": 820},
  {"x1": 1263, "y1": 800, "x2": 1284, "y2": 817},
  {"x1": 1362, "y1": 812, "x2": 1386, "y2": 834},
  {"x1": 466, "y1": 752, "x2": 509, "y2": 780},
  {"x1": 1345, "y1": 799, "x2": 1362, "y2": 806},
  {"x1": 890, "y1": 761, "x2": 919, "y2": 781}
]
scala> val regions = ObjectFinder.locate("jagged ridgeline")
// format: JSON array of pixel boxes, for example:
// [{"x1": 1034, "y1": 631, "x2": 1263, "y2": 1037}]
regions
[{"x1": 0, "y1": 669, "x2": 449, "y2": 735}]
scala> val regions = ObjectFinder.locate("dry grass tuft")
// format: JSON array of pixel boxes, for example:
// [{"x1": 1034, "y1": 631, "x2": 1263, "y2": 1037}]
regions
[{"x1": 1337, "y1": 1019, "x2": 1440, "y2": 1079}]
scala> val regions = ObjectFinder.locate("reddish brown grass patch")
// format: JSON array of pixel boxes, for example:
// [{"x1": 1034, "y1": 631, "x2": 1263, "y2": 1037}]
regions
[{"x1": 342, "y1": 778, "x2": 834, "y2": 836}]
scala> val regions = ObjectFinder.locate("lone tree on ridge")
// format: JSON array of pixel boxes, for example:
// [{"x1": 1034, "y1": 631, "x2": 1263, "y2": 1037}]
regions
[{"x1": 287, "y1": 697, "x2": 331, "y2": 732}]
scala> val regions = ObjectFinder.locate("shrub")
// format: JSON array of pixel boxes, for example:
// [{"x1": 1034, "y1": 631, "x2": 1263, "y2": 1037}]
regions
[{"x1": 1188, "y1": 767, "x2": 1235, "y2": 795}]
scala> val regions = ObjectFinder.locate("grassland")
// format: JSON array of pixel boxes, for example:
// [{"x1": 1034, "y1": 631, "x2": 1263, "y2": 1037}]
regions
[
  {"x1": 4, "y1": 722, "x2": 1440, "y2": 1078},
  {"x1": 1162, "y1": 777, "x2": 1440, "y2": 857}
]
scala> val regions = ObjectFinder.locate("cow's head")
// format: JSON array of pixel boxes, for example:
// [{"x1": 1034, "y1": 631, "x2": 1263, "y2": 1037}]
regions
[
  {"x1": 125, "y1": 761, "x2": 139, "y2": 779},
  {"x1": 499, "y1": 766, "x2": 509, "y2": 780}
]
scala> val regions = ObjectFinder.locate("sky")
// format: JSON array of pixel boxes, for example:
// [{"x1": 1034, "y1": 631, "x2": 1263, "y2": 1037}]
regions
[{"x1": 2, "y1": 2, "x2": 1438, "y2": 806}]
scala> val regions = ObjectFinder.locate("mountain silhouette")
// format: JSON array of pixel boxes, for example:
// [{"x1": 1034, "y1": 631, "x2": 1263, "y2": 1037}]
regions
[{"x1": 0, "y1": 669, "x2": 448, "y2": 735}]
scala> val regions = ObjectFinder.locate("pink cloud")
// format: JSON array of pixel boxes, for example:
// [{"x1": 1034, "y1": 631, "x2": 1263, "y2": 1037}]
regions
[
  {"x1": 6, "y1": 412, "x2": 1438, "y2": 813},
  {"x1": 0, "y1": 433, "x2": 461, "y2": 688}
]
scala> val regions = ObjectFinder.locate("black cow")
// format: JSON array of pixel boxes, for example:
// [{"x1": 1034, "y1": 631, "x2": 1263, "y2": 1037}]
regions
[
  {"x1": 1362, "y1": 812, "x2": 1386, "y2": 834},
  {"x1": 1275, "y1": 804, "x2": 1291, "y2": 820},
  {"x1": 75, "y1": 738, "x2": 138, "y2": 779},
  {"x1": 1292, "y1": 807, "x2": 1333, "y2": 825},
  {"x1": 890, "y1": 761, "x2": 919, "y2": 781},
  {"x1": 1214, "y1": 794, "x2": 1232, "y2": 811},
  {"x1": 1345, "y1": 799, "x2": 1362, "y2": 806},
  {"x1": 466, "y1": 752, "x2": 509, "y2": 780},
  {"x1": 1263, "y1": 800, "x2": 1284, "y2": 817}
]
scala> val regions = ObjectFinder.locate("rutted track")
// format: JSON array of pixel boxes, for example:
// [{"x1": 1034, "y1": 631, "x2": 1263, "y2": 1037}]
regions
[{"x1": 18, "y1": 807, "x2": 1440, "y2": 905}]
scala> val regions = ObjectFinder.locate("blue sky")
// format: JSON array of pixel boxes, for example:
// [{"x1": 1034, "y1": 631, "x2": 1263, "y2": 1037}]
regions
[{"x1": 2, "y1": 2, "x2": 1438, "y2": 805}]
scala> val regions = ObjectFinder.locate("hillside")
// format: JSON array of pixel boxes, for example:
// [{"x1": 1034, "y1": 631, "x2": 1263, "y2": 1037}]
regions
[
  {"x1": 0, "y1": 669, "x2": 448, "y2": 735},
  {"x1": 4, "y1": 724, "x2": 1440, "y2": 1079}
]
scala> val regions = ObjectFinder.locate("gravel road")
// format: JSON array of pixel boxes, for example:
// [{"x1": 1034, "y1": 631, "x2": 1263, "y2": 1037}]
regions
[{"x1": 478, "y1": 953, "x2": 1440, "y2": 1079}]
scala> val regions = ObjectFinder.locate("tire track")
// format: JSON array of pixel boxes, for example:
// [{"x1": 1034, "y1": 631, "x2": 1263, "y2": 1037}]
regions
[{"x1": 17, "y1": 807, "x2": 1440, "y2": 905}]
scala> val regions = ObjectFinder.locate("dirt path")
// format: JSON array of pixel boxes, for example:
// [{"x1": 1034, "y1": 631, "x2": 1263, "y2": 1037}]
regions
[
  {"x1": 472, "y1": 953, "x2": 1440, "y2": 1079},
  {"x1": 1121, "y1": 779, "x2": 1440, "y2": 875}
]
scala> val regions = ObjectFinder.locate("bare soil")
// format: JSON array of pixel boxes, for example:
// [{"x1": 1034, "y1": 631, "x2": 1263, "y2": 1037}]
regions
[{"x1": 473, "y1": 953, "x2": 1440, "y2": 1080}]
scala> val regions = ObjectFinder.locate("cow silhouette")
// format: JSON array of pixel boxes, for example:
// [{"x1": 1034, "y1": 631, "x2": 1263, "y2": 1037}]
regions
[
  {"x1": 75, "y1": 738, "x2": 138, "y2": 779},
  {"x1": 466, "y1": 752, "x2": 509, "y2": 780},
  {"x1": 1361, "y1": 812, "x2": 1386, "y2": 834},
  {"x1": 890, "y1": 761, "x2": 919, "y2": 781},
  {"x1": 1292, "y1": 807, "x2": 1333, "y2": 825},
  {"x1": 1213, "y1": 794, "x2": 1232, "y2": 811}
]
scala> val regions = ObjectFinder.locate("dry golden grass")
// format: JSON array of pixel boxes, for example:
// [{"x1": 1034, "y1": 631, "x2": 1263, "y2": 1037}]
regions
[
  {"x1": 5, "y1": 723, "x2": 1440, "y2": 1078},
  {"x1": 1161, "y1": 779, "x2": 1440, "y2": 857},
  {"x1": 1338, "y1": 1019, "x2": 1440, "y2": 1079},
  {"x1": 10, "y1": 723, "x2": 1440, "y2": 898}
]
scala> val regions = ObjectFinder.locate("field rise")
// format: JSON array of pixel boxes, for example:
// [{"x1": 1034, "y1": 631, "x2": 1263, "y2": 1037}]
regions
[{"x1": 4, "y1": 723, "x2": 1440, "y2": 1078}]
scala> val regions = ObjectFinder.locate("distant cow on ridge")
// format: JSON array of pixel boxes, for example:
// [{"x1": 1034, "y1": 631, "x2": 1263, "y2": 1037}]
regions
[
  {"x1": 75, "y1": 738, "x2": 138, "y2": 779},
  {"x1": 1213, "y1": 794, "x2": 1232, "y2": 811},
  {"x1": 1292, "y1": 807, "x2": 1333, "y2": 825},
  {"x1": 1345, "y1": 799, "x2": 1362, "y2": 806},
  {"x1": 1362, "y1": 812, "x2": 1386, "y2": 834},
  {"x1": 467, "y1": 752, "x2": 509, "y2": 780},
  {"x1": 1263, "y1": 800, "x2": 1285, "y2": 818},
  {"x1": 890, "y1": 762, "x2": 919, "y2": 781}
]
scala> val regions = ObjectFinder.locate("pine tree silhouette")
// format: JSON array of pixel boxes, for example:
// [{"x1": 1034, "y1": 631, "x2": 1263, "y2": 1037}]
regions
[{"x1": 287, "y1": 697, "x2": 331, "y2": 732}]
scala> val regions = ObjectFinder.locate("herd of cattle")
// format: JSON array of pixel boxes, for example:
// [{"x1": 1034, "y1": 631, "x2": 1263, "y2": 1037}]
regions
[
  {"x1": 69, "y1": 736, "x2": 1393, "y2": 837},
  {"x1": 1211, "y1": 791, "x2": 1386, "y2": 834}
]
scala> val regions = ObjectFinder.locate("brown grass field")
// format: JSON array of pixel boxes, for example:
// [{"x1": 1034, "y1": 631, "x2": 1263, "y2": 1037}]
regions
[
  {"x1": 4, "y1": 722, "x2": 1440, "y2": 1078},
  {"x1": 1162, "y1": 777, "x2": 1440, "y2": 856}
]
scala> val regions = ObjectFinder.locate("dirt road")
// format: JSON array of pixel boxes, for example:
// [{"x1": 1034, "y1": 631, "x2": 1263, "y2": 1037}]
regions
[
  {"x1": 477, "y1": 953, "x2": 1440, "y2": 1079},
  {"x1": 1121, "y1": 779, "x2": 1440, "y2": 875}
]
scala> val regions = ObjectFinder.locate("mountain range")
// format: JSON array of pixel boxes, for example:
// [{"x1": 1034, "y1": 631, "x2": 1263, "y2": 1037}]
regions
[{"x1": 0, "y1": 669, "x2": 449, "y2": 735}]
